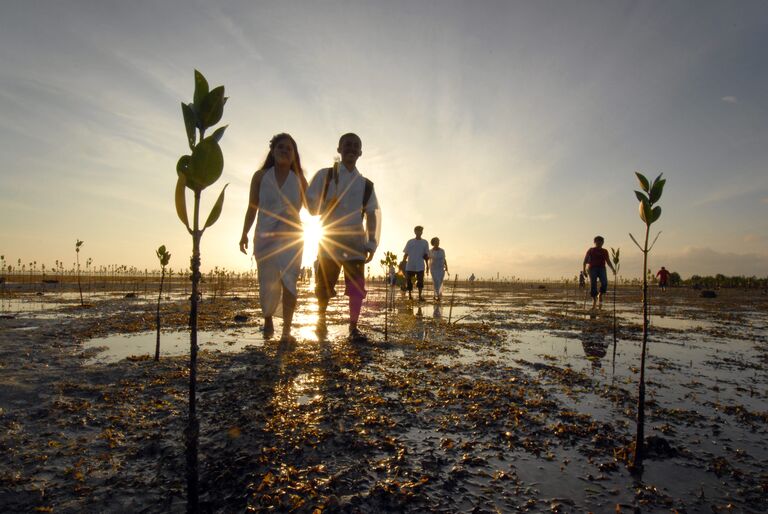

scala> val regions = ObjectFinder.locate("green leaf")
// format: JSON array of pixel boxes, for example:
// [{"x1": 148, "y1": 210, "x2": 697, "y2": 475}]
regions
[
  {"x1": 649, "y1": 178, "x2": 666, "y2": 203},
  {"x1": 650, "y1": 205, "x2": 662, "y2": 224},
  {"x1": 176, "y1": 154, "x2": 191, "y2": 174},
  {"x1": 175, "y1": 174, "x2": 190, "y2": 229},
  {"x1": 200, "y1": 86, "x2": 225, "y2": 129},
  {"x1": 210, "y1": 125, "x2": 228, "y2": 143},
  {"x1": 203, "y1": 184, "x2": 228, "y2": 229},
  {"x1": 635, "y1": 172, "x2": 650, "y2": 193},
  {"x1": 639, "y1": 197, "x2": 652, "y2": 224},
  {"x1": 181, "y1": 103, "x2": 197, "y2": 150},
  {"x1": 193, "y1": 70, "x2": 209, "y2": 113},
  {"x1": 177, "y1": 154, "x2": 202, "y2": 190},
  {"x1": 189, "y1": 138, "x2": 224, "y2": 191},
  {"x1": 634, "y1": 190, "x2": 648, "y2": 203}
]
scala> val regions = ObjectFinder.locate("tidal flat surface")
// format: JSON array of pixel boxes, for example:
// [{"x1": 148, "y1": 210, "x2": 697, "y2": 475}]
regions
[{"x1": 1, "y1": 282, "x2": 766, "y2": 512}]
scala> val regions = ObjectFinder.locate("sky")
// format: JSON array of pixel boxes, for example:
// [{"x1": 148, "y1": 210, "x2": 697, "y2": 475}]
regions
[{"x1": 1, "y1": 0, "x2": 767, "y2": 280}]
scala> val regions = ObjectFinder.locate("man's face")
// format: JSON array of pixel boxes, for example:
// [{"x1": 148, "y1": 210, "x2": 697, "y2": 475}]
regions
[
  {"x1": 415, "y1": 227, "x2": 423, "y2": 237},
  {"x1": 338, "y1": 136, "x2": 362, "y2": 165}
]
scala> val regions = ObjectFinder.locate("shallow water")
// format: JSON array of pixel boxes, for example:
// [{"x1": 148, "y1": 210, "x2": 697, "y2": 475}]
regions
[{"x1": 3, "y1": 282, "x2": 767, "y2": 512}]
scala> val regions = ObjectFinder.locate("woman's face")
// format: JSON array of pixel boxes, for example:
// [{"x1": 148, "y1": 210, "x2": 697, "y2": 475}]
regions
[{"x1": 272, "y1": 138, "x2": 296, "y2": 168}]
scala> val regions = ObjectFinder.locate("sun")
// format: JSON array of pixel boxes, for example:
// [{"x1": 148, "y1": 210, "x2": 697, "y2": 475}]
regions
[{"x1": 300, "y1": 210, "x2": 323, "y2": 266}]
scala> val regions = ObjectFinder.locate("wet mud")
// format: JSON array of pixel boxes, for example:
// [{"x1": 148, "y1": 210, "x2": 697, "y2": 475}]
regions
[{"x1": 1, "y1": 282, "x2": 767, "y2": 512}]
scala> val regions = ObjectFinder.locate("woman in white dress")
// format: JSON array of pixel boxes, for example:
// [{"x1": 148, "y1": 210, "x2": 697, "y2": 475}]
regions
[
  {"x1": 239, "y1": 133, "x2": 307, "y2": 342},
  {"x1": 429, "y1": 237, "x2": 449, "y2": 301}
]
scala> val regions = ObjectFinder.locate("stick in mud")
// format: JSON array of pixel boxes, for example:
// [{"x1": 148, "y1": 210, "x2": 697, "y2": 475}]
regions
[
  {"x1": 384, "y1": 280, "x2": 389, "y2": 341},
  {"x1": 447, "y1": 273, "x2": 458, "y2": 323}
]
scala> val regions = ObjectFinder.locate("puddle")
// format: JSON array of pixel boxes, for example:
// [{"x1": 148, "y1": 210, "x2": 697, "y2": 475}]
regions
[
  {"x1": 83, "y1": 329, "x2": 265, "y2": 364},
  {"x1": 618, "y1": 312, "x2": 717, "y2": 330}
]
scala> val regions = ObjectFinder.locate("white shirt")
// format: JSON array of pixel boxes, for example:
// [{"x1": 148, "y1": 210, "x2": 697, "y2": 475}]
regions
[
  {"x1": 306, "y1": 163, "x2": 379, "y2": 261},
  {"x1": 403, "y1": 238, "x2": 430, "y2": 272}
]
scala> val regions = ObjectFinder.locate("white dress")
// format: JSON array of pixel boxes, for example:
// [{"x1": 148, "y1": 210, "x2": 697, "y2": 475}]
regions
[
  {"x1": 253, "y1": 167, "x2": 303, "y2": 316},
  {"x1": 429, "y1": 247, "x2": 446, "y2": 297}
]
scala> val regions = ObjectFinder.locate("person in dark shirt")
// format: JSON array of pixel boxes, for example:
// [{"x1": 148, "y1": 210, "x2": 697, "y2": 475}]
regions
[
  {"x1": 582, "y1": 236, "x2": 616, "y2": 309},
  {"x1": 656, "y1": 266, "x2": 671, "y2": 291}
]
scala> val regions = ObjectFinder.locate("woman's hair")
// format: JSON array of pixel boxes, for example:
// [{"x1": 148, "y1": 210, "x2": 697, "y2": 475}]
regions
[
  {"x1": 259, "y1": 133, "x2": 304, "y2": 178},
  {"x1": 430, "y1": 237, "x2": 439, "y2": 246}
]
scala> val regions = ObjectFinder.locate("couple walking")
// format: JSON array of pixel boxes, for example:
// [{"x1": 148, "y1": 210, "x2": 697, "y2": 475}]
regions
[
  {"x1": 239, "y1": 133, "x2": 380, "y2": 343},
  {"x1": 402, "y1": 226, "x2": 449, "y2": 302}
]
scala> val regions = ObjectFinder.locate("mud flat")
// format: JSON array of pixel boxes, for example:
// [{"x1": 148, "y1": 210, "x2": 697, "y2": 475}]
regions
[{"x1": 1, "y1": 283, "x2": 766, "y2": 512}]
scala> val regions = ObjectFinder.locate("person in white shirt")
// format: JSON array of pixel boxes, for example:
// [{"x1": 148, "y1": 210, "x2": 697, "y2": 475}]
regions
[
  {"x1": 429, "y1": 237, "x2": 449, "y2": 301},
  {"x1": 403, "y1": 226, "x2": 430, "y2": 301},
  {"x1": 239, "y1": 133, "x2": 308, "y2": 343},
  {"x1": 306, "y1": 133, "x2": 380, "y2": 341}
]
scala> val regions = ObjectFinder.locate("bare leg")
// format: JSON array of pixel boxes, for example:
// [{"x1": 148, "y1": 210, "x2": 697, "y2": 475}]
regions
[
  {"x1": 281, "y1": 284, "x2": 296, "y2": 340},
  {"x1": 349, "y1": 294, "x2": 362, "y2": 331},
  {"x1": 263, "y1": 316, "x2": 274, "y2": 337}
]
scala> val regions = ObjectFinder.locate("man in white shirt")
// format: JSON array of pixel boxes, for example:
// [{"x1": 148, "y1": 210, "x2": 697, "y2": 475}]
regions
[
  {"x1": 403, "y1": 225, "x2": 430, "y2": 302},
  {"x1": 307, "y1": 133, "x2": 380, "y2": 341}
]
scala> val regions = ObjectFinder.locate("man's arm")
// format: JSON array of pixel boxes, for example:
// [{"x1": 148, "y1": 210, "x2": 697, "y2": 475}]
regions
[
  {"x1": 363, "y1": 210, "x2": 378, "y2": 263},
  {"x1": 305, "y1": 168, "x2": 327, "y2": 215}
]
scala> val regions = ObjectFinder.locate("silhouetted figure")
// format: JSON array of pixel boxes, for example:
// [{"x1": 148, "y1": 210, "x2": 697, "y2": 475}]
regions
[
  {"x1": 579, "y1": 271, "x2": 586, "y2": 289},
  {"x1": 307, "y1": 133, "x2": 380, "y2": 342},
  {"x1": 403, "y1": 225, "x2": 429, "y2": 302},
  {"x1": 583, "y1": 235, "x2": 616, "y2": 309},
  {"x1": 429, "y1": 237, "x2": 449, "y2": 301},
  {"x1": 656, "y1": 266, "x2": 670, "y2": 292},
  {"x1": 239, "y1": 133, "x2": 307, "y2": 342}
]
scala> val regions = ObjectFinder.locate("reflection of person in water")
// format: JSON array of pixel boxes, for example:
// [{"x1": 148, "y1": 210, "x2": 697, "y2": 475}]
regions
[{"x1": 580, "y1": 315, "x2": 609, "y2": 369}]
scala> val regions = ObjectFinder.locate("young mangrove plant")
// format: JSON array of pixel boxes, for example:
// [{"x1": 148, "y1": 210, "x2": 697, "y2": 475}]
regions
[
  {"x1": 628, "y1": 171, "x2": 665, "y2": 471},
  {"x1": 155, "y1": 245, "x2": 171, "y2": 361},
  {"x1": 75, "y1": 239, "x2": 84, "y2": 306},
  {"x1": 610, "y1": 247, "x2": 621, "y2": 378},
  {"x1": 380, "y1": 250, "x2": 399, "y2": 340},
  {"x1": 174, "y1": 69, "x2": 229, "y2": 513},
  {"x1": 610, "y1": 247, "x2": 621, "y2": 343}
]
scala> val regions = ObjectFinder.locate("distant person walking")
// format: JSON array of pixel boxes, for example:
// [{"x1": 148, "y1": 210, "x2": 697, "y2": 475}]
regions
[
  {"x1": 403, "y1": 226, "x2": 430, "y2": 301},
  {"x1": 429, "y1": 237, "x2": 449, "y2": 301},
  {"x1": 239, "y1": 133, "x2": 307, "y2": 342},
  {"x1": 579, "y1": 270, "x2": 586, "y2": 289},
  {"x1": 307, "y1": 133, "x2": 380, "y2": 341},
  {"x1": 583, "y1": 235, "x2": 616, "y2": 309},
  {"x1": 656, "y1": 266, "x2": 671, "y2": 292}
]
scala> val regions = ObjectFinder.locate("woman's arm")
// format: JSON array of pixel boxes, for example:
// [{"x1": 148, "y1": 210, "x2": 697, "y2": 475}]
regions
[
  {"x1": 298, "y1": 171, "x2": 309, "y2": 209},
  {"x1": 239, "y1": 170, "x2": 264, "y2": 254}
]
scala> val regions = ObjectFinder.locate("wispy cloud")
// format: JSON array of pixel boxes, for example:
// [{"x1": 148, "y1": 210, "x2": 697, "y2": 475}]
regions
[{"x1": 721, "y1": 96, "x2": 738, "y2": 104}]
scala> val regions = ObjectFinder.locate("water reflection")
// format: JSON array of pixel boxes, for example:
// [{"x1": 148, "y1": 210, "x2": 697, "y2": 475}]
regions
[{"x1": 580, "y1": 314, "x2": 609, "y2": 369}]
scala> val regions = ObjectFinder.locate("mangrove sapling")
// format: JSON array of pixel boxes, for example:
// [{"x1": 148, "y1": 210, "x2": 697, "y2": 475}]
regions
[
  {"x1": 174, "y1": 69, "x2": 229, "y2": 513},
  {"x1": 447, "y1": 274, "x2": 458, "y2": 323},
  {"x1": 628, "y1": 171, "x2": 665, "y2": 471},
  {"x1": 610, "y1": 247, "x2": 621, "y2": 343},
  {"x1": 610, "y1": 247, "x2": 621, "y2": 380},
  {"x1": 75, "y1": 239, "x2": 84, "y2": 307},
  {"x1": 380, "y1": 251, "x2": 398, "y2": 340},
  {"x1": 155, "y1": 245, "x2": 171, "y2": 361}
]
